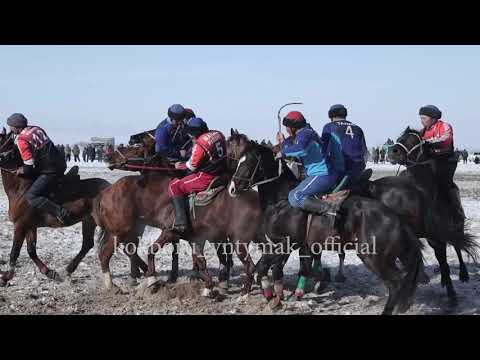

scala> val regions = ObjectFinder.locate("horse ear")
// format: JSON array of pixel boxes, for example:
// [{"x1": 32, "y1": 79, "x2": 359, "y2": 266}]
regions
[
  {"x1": 1, "y1": 127, "x2": 5, "y2": 136},
  {"x1": 235, "y1": 128, "x2": 239, "y2": 135},
  {"x1": 230, "y1": 128, "x2": 235, "y2": 137}
]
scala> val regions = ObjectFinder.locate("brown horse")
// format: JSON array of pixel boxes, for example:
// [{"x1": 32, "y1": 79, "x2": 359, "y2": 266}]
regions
[
  {"x1": 0, "y1": 129, "x2": 112, "y2": 286},
  {"x1": 95, "y1": 138, "x2": 264, "y2": 295}
]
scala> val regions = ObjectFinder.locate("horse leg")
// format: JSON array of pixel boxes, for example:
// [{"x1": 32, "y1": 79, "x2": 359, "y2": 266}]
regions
[
  {"x1": 98, "y1": 233, "x2": 122, "y2": 293},
  {"x1": 191, "y1": 241, "x2": 214, "y2": 296},
  {"x1": 216, "y1": 242, "x2": 233, "y2": 295},
  {"x1": 255, "y1": 253, "x2": 277, "y2": 301},
  {"x1": 168, "y1": 237, "x2": 179, "y2": 283},
  {"x1": 359, "y1": 254, "x2": 402, "y2": 315},
  {"x1": 25, "y1": 229, "x2": 62, "y2": 282},
  {"x1": 432, "y1": 243, "x2": 458, "y2": 306},
  {"x1": 311, "y1": 252, "x2": 331, "y2": 293},
  {"x1": 294, "y1": 245, "x2": 312, "y2": 299},
  {"x1": 1, "y1": 225, "x2": 27, "y2": 286},
  {"x1": 455, "y1": 246, "x2": 469, "y2": 283},
  {"x1": 269, "y1": 253, "x2": 290, "y2": 309},
  {"x1": 64, "y1": 217, "x2": 96, "y2": 278},
  {"x1": 233, "y1": 240, "x2": 255, "y2": 294},
  {"x1": 335, "y1": 250, "x2": 347, "y2": 282}
]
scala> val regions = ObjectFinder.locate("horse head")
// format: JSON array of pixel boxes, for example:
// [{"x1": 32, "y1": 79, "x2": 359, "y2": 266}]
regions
[
  {"x1": 389, "y1": 127, "x2": 429, "y2": 165},
  {"x1": 228, "y1": 137, "x2": 279, "y2": 197}
]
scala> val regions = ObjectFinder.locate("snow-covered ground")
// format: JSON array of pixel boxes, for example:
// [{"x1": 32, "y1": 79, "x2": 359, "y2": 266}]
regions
[{"x1": 0, "y1": 161, "x2": 479, "y2": 315}]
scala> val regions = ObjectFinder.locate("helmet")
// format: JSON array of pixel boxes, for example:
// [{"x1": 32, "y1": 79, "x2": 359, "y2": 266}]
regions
[
  {"x1": 185, "y1": 117, "x2": 209, "y2": 137},
  {"x1": 282, "y1": 111, "x2": 306, "y2": 129},
  {"x1": 419, "y1": 105, "x2": 442, "y2": 120},
  {"x1": 7, "y1": 113, "x2": 28, "y2": 128},
  {"x1": 168, "y1": 104, "x2": 186, "y2": 121},
  {"x1": 184, "y1": 108, "x2": 196, "y2": 120},
  {"x1": 328, "y1": 104, "x2": 347, "y2": 119}
]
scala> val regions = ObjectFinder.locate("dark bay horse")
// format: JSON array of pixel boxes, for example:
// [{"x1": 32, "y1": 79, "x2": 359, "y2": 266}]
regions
[
  {"x1": 95, "y1": 140, "x2": 264, "y2": 295},
  {"x1": 228, "y1": 137, "x2": 424, "y2": 314},
  {"x1": 0, "y1": 129, "x2": 111, "y2": 286},
  {"x1": 385, "y1": 127, "x2": 478, "y2": 305}
]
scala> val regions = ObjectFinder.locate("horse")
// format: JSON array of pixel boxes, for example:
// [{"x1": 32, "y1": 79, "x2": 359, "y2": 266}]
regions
[
  {"x1": 385, "y1": 127, "x2": 478, "y2": 305},
  {"x1": 228, "y1": 136, "x2": 424, "y2": 315},
  {"x1": 0, "y1": 128, "x2": 113, "y2": 286},
  {"x1": 94, "y1": 139, "x2": 264, "y2": 296}
]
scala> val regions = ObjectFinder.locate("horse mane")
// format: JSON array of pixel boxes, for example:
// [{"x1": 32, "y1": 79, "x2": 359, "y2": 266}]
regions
[
  {"x1": 228, "y1": 132, "x2": 249, "y2": 144},
  {"x1": 401, "y1": 126, "x2": 422, "y2": 137}
]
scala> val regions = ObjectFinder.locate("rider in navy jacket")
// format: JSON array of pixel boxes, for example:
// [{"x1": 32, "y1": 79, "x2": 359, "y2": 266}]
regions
[
  {"x1": 154, "y1": 104, "x2": 192, "y2": 159},
  {"x1": 321, "y1": 104, "x2": 368, "y2": 182}
]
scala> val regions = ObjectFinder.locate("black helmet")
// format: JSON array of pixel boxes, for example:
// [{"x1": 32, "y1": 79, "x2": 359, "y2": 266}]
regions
[
  {"x1": 419, "y1": 105, "x2": 442, "y2": 120},
  {"x1": 328, "y1": 104, "x2": 347, "y2": 119},
  {"x1": 168, "y1": 104, "x2": 186, "y2": 121},
  {"x1": 185, "y1": 117, "x2": 209, "y2": 137},
  {"x1": 7, "y1": 113, "x2": 28, "y2": 128}
]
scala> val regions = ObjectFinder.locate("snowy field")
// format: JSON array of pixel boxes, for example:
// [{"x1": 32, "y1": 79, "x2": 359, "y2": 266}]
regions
[{"x1": 0, "y1": 161, "x2": 480, "y2": 315}]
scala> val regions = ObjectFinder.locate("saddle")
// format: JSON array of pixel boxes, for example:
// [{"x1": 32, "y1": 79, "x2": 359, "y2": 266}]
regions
[
  {"x1": 304, "y1": 169, "x2": 373, "y2": 238},
  {"x1": 188, "y1": 176, "x2": 228, "y2": 218},
  {"x1": 50, "y1": 166, "x2": 82, "y2": 203}
]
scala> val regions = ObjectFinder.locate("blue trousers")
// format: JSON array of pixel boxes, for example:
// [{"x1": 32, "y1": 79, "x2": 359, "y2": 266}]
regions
[{"x1": 288, "y1": 173, "x2": 339, "y2": 209}]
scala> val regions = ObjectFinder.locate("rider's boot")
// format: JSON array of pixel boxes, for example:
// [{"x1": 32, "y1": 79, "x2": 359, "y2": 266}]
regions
[
  {"x1": 448, "y1": 187, "x2": 466, "y2": 233},
  {"x1": 303, "y1": 196, "x2": 338, "y2": 215},
  {"x1": 171, "y1": 197, "x2": 190, "y2": 234}
]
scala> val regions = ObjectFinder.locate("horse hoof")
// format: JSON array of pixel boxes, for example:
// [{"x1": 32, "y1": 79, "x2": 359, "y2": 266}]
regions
[
  {"x1": 269, "y1": 297, "x2": 282, "y2": 310},
  {"x1": 459, "y1": 271, "x2": 470, "y2": 283},
  {"x1": 334, "y1": 273, "x2": 346, "y2": 283},
  {"x1": 448, "y1": 296, "x2": 458, "y2": 308},
  {"x1": 146, "y1": 276, "x2": 162, "y2": 288},
  {"x1": 201, "y1": 287, "x2": 213, "y2": 298},
  {"x1": 127, "y1": 276, "x2": 138, "y2": 287},
  {"x1": 109, "y1": 285, "x2": 125, "y2": 295},
  {"x1": 314, "y1": 281, "x2": 328, "y2": 294},
  {"x1": 294, "y1": 289, "x2": 305, "y2": 299},
  {"x1": 47, "y1": 270, "x2": 64, "y2": 283},
  {"x1": 167, "y1": 274, "x2": 178, "y2": 284},
  {"x1": 418, "y1": 271, "x2": 430, "y2": 285}
]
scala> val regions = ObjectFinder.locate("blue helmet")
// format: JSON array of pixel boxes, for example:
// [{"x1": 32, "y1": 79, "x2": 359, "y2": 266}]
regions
[
  {"x1": 168, "y1": 104, "x2": 186, "y2": 121},
  {"x1": 185, "y1": 117, "x2": 209, "y2": 137}
]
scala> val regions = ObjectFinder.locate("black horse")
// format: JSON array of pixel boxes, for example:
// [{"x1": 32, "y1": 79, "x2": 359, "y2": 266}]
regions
[
  {"x1": 382, "y1": 127, "x2": 478, "y2": 305},
  {"x1": 228, "y1": 137, "x2": 424, "y2": 315}
]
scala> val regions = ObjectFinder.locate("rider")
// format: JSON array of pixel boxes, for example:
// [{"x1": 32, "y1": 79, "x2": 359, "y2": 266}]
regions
[
  {"x1": 154, "y1": 104, "x2": 192, "y2": 161},
  {"x1": 277, "y1": 111, "x2": 340, "y2": 214},
  {"x1": 6, "y1": 113, "x2": 74, "y2": 225},
  {"x1": 418, "y1": 104, "x2": 464, "y2": 230},
  {"x1": 321, "y1": 104, "x2": 368, "y2": 185},
  {"x1": 168, "y1": 117, "x2": 227, "y2": 233}
]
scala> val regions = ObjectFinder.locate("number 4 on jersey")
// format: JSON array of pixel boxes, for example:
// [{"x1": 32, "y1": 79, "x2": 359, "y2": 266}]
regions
[{"x1": 345, "y1": 125, "x2": 354, "y2": 139}]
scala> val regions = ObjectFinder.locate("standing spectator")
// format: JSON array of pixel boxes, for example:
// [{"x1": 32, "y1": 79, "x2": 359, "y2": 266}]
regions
[
  {"x1": 82, "y1": 146, "x2": 88, "y2": 162},
  {"x1": 89, "y1": 145, "x2": 96, "y2": 162},
  {"x1": 373, "y1": 147, "x2": 380, "y2": 164},
  {"x1": 475, "y1": 156, "x2": 480, "y2": 165},
  {"x1": 462, "y1": 149, "x2": 469, "y2": 164},
  {"x1": 379, "y1": 148, "x2": 386, "y2": 164},
  {"x1": 58, "y1": 144, "x2": 65, "y2": 161},
  {"x1": 96, "y1": 145, "x2": 104, "y2": 162},
  {"x1": 65, "y1": 144, "x2": 72, "y2": 162},
  {"x1": 72, "y1": 144, "x2": 80, "y2": 162}
]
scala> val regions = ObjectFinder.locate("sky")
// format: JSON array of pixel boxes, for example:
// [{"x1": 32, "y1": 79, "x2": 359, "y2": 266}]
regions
[{"x1": 0, "y1": 45, "x2": 479, "y2": 150}]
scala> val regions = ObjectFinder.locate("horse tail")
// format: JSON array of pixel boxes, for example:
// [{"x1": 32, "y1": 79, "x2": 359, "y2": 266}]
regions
[
  {"x1": 395, "y1": 225, "x2": 424, "y2": 314},
  {"x1": 426, "y1": 206, "x2": 480, "y2": 263},
  {"x1": 456, "y1": 220, "x2": 479, "y2": 263}
]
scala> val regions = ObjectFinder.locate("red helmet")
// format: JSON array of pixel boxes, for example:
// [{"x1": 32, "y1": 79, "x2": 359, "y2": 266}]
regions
[{"x1": 283, "y1": 111, "x2": 306, "y2": 129}]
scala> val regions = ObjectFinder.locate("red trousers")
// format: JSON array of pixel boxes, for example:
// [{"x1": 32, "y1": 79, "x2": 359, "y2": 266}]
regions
[{"x1": 168, "y1": 172, "x2": 217, "y2": 198}]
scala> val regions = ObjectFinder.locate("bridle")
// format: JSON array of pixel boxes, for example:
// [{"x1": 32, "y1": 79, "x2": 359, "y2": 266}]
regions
[
  {"x1": 231, "y1": 149, "x2": 283, "y2": 190},
  {"x1": 0, "y1": 134, "x2": 19, "y2": 173},
  {"x1": 394, "y1": 132, "x2": 426, "y2": 165}
]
